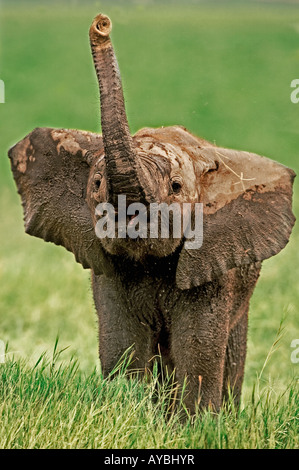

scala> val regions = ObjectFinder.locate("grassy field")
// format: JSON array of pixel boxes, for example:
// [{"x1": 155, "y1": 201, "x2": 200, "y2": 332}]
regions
[{"x1": 0, "y1": 0, "x2": 298, "y2": 448}]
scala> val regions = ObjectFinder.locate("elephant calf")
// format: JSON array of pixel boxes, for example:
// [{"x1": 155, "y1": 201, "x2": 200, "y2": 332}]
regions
[{"x1": 9, "y1": 14, "x2": 295, "y2": 413}]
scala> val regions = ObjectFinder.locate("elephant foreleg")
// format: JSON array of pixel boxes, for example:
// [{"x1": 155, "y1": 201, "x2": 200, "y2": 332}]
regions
[
  {"x1": 221, "y1": 311, "x2": 249, "y2": 407},
  {"x1": 170, "y1": 281, "x2": 232, "y2": 413},
  {"x1": 221, "y1": 263, "x2": 261, "y2": 407},
  {"x1": 92, "y1": 272, "x2": 160, "y2": 377}
]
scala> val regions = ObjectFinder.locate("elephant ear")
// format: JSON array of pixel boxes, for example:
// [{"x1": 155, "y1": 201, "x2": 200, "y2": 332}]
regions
[
  {"x1": 9, "y1": 127, "x2": 105, "y2": 274},
  {"x1": 176, "y1": 146, "x2": 296, "y2": 290}
]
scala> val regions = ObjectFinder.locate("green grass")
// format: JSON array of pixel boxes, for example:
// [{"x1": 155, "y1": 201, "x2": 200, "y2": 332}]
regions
[
  {"x1": 0, "y1": 0, "x2": 298, "y2": 448},
  {"x1": 0, "y1": 340, "x2": 298, "y2": 449}
]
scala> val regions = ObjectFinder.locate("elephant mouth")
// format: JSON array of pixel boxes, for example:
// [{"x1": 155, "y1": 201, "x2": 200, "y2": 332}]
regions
[
  {"x1": 96, "y1": 209, "x2": 151, "y2": 238},
  {"x1": 94, "y1": 197, "x2": 204, "y2": 259},
  {"x1": 113, "y1": 211, "x2": 144, "y2": 224},
  {"x1": 96, "y1": 209, "x2": 183, "y2": 244},
  {"x1": 128, "y1": 213, "x2": 138, "y2": 226},
  {"x1": 99, "y1": 228, "x2": 183, "y2": 261}
]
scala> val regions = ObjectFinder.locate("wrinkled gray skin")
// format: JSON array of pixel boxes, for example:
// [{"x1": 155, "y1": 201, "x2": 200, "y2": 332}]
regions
[{"x1": 9, "y1": 14, "x2": 295, "y2": 413}]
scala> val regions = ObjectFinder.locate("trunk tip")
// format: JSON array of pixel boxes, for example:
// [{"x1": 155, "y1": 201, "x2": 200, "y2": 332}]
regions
[{"x1": 90, "y1": 14, "x2": 112, "y2": 43}]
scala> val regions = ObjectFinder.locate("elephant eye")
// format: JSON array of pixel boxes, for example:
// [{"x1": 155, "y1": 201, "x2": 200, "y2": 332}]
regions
[{"x1": 171, "y1": 181, "x2": 182, "y2": 194}]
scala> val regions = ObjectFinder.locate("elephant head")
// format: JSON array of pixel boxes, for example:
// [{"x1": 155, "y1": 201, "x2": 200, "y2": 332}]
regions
[{"x1": 9, "y1": 14, "x2": 295, "y2": 289}]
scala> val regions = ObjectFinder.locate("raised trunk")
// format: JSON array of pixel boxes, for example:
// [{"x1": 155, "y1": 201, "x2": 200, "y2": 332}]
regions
[{"x1": 89, "y1": 14, "x2": 147, "y2": 206}]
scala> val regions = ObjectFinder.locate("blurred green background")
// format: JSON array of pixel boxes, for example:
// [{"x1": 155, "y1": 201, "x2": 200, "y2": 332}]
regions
[{"x1": 0, "y1": 0, "x2": 298, "y2": 398}]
